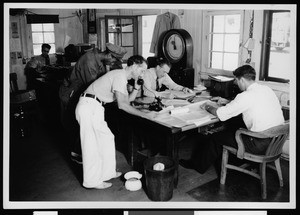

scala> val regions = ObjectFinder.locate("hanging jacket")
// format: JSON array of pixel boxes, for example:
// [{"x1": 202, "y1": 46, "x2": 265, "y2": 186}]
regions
[{"x1": 150, "y1": 12, "x2": 181, "y2": 55}]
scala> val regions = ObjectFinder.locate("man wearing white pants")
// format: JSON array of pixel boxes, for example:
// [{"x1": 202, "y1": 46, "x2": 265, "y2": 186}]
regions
[{"x1": 75, "y1": 55, "x2": 156, "y2": 189}]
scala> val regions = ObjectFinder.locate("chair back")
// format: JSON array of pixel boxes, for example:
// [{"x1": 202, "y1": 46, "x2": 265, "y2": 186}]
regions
[
  {"x1": 264, "y1": 121, "x2": 289, "y2": 157},
  {"x1": 147, "y1": 57, "x2": 157, "y2": 69}
]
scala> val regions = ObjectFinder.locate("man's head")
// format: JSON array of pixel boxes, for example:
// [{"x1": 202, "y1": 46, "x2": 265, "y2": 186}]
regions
[
  {"x1": 155, "y1": 58, "x2": 171, "y2": 78},
  {"x1": 104, "y1": 43, "x2": 127, "y2": 69},
  {"x1": 127, "y1": 55, "x2": 147, "y2": 79},
  {"x1": 41, "y1": 43, "x2": 51, "y2": 57},
  {"x1": 233, "y1": 65, "x2": 256, "y2": 91}
]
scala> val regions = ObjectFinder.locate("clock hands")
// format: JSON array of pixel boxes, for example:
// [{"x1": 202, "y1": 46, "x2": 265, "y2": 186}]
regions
[{"x1": 171, "y1": 40, "x2": 177, "y2": 50}]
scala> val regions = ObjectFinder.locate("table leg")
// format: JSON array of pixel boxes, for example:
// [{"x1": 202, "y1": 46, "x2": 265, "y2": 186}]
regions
[{"x1": 166, "y1": 133, "x2": 179, "y2": 188}]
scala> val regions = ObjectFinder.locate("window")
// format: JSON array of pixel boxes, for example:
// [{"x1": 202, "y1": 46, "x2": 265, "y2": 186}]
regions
[
  {"x1": 260, "y1": 10, "x2": 291, "y2": 83},
  {"x1": 105, "y1": 16, "x2": 138, "y2": 61},
  {"x1": 202, "y1": 11, "x2": 243, "y2": 75},
  {"x1": 31, "y1": 23, "x2": 55, "y2": 55}
]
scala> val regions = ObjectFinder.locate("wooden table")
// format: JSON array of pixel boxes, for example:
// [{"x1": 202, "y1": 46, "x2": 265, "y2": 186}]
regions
[{"x1": 125, "y1": 98, "x2": 224, "y2": 187}]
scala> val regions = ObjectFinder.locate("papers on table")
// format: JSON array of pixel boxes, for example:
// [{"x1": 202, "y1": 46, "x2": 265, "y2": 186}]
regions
[
  {"x1": 160, "y1": 90, "x2": 195, "y2": 99},
  {"x1": 154, "y1": 100, "x2": 217, "y2": 128},
  {"x1": 162, "y1": 99, "x2": 190, "y2": 107},
  {"x1": 209, "y1": 75, "x2": 234, "y2": 82},
  {"x1": 194, "y1": 84, "x2": 207, "y2": 91}
]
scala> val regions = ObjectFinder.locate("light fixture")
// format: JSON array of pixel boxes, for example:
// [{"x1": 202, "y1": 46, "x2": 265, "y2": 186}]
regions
[{"x1": 244, "y1": 38, "x2": 255, "y2": 51}]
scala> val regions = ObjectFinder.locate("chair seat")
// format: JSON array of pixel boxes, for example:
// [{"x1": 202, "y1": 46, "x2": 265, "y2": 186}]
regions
[{"x1": 223, "y1": 145, "x2": 282, "y2": 163}]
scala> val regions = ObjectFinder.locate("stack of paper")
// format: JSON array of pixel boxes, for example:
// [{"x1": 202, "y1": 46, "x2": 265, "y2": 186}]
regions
[
  {"x1": 209, "y1": 75, "x2": 234, "y2": 82},
  {"x1": 160, "y1": 90, "x2": 195, "y2": 99}
]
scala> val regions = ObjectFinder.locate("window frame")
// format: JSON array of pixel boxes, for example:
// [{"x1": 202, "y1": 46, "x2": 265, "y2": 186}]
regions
[
  {"x1": 259, "y1": 10, "x2": 290, "y2": 83},
  {"x1": 201, "y1": 10, "x2": 245, "y2": 77},
  {"x1": 31, "y1": 23, "x2": 55, "y2": 56},
  {"x1": 104, "y1": 15, "x2": 138, "y2": 62}
]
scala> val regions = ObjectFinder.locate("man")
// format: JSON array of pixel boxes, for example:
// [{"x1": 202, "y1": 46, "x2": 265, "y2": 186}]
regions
[
  {"x1": 75, "y1": 55, "x2": 156, "y2": 189},
  {"x1": 139, "y1": 57, "x2": 193, "y2": 99},
  {"x1": 25, "y1": 43, "x2": 51, "y2": 90},
  {"x1": 180, "y1": 65, "x2": 285, "y2": 175},
  {"x1": 59, "y1": 43, "x2": 127, "y2": 164}
]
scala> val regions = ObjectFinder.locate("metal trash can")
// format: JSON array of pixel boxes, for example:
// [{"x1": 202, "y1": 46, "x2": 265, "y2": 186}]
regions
[{"x1": 143, "y1": 156, "x2": 175, "y2": 201}]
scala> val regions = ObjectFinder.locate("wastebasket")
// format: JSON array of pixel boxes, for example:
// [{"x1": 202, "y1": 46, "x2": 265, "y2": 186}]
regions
[{"x1": 143, "y1": 156, "x2": 175, "y2": 201}]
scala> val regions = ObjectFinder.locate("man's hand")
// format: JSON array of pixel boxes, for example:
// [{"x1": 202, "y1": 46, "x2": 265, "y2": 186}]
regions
[
  {"x1": 200, "y1": 100, "x2": 218, "y2": 110},
  {"x1": 182, "y1": 87, "x2": 193, "y2": 94},
  {"x1": 210, "y1": 96, "x2": 230, "y2": 106}
]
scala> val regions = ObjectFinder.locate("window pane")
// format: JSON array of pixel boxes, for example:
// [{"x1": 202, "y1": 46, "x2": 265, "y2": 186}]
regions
[
  {"x1": 211, "y1": 52, "x2": 223, "y2": 69},
  {"x1": 108, "y1": 33, "x2": 121, "y2": 45},
  {"x1": 212, "y1": 15, "x2": 225, "y2": 33},
  {"x1": 211, "y1": 34, "x2": 223, "y2": 51},
  {"x1": 269, "y1": 12, "x2": 291, "y2": 80},
  {"x1": 33, "y1": 44, "x2": 42, "y2": 55},
  {"x1": 31, "y1": 24, "x2": 43, "y2": 31},
  {"x1": 49, "y1": 44, "x2": 56, "y2": 54},
  {"x1": 44, "y1": 32, "x2": 55, "y2": 43},
  {"x1": 32, "y1": 33, "x2": 44, "y2": 43},
  {"x1": 108, "y1": 19, "x2": 120, "y2": 33},
  {"x1": 43, "y1": 23, "x2": 54, "y2": 31},
  {"x1": 122, "y1": 33, "x2": 133, "y2": 46},
  {"x1": 224, "y1": 53, "x2": 238, "y2": 71},
  {"x1": 224, "y1": 34, "x2": 240, "y2": 52},
  {"x1": 225, "y1": 14, "x2": 240, "y2": 33},
  {"x1": 121, "y1": 19, "x2": 133, "y2": 32}
]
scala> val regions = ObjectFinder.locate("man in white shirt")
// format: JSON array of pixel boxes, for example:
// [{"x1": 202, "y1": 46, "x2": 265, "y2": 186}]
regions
[
  {"x1": 180, "y1": 65, "x2": 284, "y2": 175},
  {"x1": 75, "y1": 55, "x2": 157, "y2": 189},
  {"x1": 139, "y1": 57, "x2": 193, "y2": 99}
]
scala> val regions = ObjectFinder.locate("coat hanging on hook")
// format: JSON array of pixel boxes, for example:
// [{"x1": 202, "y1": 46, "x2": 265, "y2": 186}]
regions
[{"x1": 150, "y1": 11, "x2": 181, "y2": 55}]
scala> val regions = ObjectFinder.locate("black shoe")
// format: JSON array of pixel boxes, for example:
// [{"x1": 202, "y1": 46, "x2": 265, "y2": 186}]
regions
[{"x1": 179, "y1": 159, "x2": 194, "y2": 169}]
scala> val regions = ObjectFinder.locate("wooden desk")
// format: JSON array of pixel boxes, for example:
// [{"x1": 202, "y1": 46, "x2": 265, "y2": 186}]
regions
[{"x1": 125, "y1": 99, "x2": 224, "y2": 187}]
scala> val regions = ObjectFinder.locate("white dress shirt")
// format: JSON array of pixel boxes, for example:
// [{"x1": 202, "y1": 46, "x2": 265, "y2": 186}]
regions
[
  {"x1": 216, "y1": 82, "x2": 284, "y2": 132},
  {"x1": 142, "y1": 68, "x2": 183, "y2": 97}
]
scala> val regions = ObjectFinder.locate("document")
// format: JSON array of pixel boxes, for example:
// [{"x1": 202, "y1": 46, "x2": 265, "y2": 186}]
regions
[
  {"x1": 154, "y1": 100, "x2": 217, "y2": 128},
  {"x1": 209, "y1": 75, "x2": 234, "y2": 82},
  {"x1": 160, "y1": 90, "x2": 195, "y2": 99}
]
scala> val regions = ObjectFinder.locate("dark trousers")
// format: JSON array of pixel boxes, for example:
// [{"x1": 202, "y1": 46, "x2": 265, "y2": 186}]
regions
[{"x1": 190, "y1": 115, "x2": 271, "y2": 175}]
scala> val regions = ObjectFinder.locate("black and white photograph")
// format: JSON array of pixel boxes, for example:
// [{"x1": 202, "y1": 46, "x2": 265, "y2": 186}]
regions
[{"x1": 3, "y1": 2, "x2": 296, "y2": 212}]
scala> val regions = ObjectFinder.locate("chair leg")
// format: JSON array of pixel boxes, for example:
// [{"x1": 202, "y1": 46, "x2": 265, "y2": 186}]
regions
[
  {"x1": 260, "y1": 162, "x2": 267, "y2": 199},
  {"x1": 220, "y1": 148, "x2": 228, "y2": 184},
  {"x1": 274, "y1": 158, "x2": 284, "y2": 187}
]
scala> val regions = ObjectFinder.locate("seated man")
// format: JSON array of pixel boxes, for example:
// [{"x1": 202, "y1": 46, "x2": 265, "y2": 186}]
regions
[
  {"x1": 138, "y1": 57, "x2": 193, "y2": 99},
  {"x1": 25, "y1": 43, "x2": 51, "y2": 90},
  {"x1": 180, "y1": 65, "x2": 285, "y2": 175}
]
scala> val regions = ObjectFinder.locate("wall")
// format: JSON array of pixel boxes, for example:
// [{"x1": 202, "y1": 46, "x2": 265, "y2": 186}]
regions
[{"x1": 9, "y1": 9, "x2": 84, "y2": 90}]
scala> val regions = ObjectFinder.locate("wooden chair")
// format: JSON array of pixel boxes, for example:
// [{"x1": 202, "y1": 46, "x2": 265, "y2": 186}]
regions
[{"x1": 220, "y1": 121, "x2": 290, "y2": 199}]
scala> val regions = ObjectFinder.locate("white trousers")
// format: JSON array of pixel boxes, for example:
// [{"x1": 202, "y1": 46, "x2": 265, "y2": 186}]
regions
[{"x1": 75, "y1": 97, "x2": 116, "y2": 188}]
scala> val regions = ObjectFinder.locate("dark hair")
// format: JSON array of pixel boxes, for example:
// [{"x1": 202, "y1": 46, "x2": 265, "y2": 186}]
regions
[
  {"x1": 127, "y1": 55, "x2": 147, "y2": 66},
  {"x1": 233, "y1": 65, "x2": 256, "y2": 80},
  {"x1": 156, "y1": 57, "x2": 170, "y2": 67},
  {"x1": 42, "y1": 43, "x2": 51, "y2": 50}
]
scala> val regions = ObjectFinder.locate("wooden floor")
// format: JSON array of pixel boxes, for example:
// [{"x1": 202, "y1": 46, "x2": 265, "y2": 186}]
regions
[{"x1": 6, "y1": 112, "x2": 290, "y2": 208}]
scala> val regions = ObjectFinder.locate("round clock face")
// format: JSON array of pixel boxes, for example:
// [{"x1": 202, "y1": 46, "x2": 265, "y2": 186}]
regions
[{"x1": 165, "y1": 33, "x2": 185, "y2": 62}]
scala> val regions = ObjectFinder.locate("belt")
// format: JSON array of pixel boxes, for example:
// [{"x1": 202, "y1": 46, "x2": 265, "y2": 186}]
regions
[{"x1": 81, "y1": 93, "x2": 102, "y2": 104}]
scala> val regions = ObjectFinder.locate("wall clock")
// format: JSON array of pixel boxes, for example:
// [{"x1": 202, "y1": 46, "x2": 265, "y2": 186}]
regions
[{"x1": 157, "y1": 29, "x2": 194, "y2": 88}]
